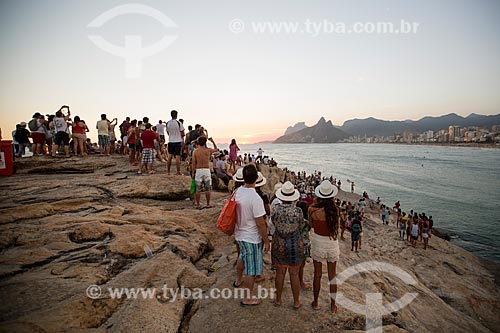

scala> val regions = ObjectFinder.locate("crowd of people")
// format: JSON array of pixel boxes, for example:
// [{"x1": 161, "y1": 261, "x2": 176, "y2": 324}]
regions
[
  {"x1": 8, "y1": 106, "x2": 435, "y2": 311},
  {"x1": 227, "y1": 165, "x2": 435, "y2": 310}
]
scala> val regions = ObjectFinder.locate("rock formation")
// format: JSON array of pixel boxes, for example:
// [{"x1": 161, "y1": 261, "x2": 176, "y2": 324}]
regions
[{"x1": 0, "y1": 156, "x2": 498, "y2": 332}]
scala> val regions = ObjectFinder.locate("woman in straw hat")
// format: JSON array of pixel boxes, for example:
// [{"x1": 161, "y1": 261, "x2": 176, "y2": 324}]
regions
[
  {"x1": 271, "y1": 181, "x2": 305, "y2": 309},
  {"x1": 308, "y1": 179, "x2": 340, "y2": 313}
]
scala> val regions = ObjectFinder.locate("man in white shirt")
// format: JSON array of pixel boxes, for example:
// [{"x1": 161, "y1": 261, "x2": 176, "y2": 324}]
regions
[
  {"x1": 234, "y1": 164, "x2": 270, "y2": 306},
  {"x1": 96, "y1": 114, "x2": 111, "y2": 156},
  {"x1": 166, "y1": 110, "x2": 185, "y2": 175},
  {"x1": 156, "y1": 120, "x2": 166, "y2": 143}
]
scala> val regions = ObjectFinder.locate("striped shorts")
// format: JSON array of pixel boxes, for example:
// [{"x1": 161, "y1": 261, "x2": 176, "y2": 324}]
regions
[
  {"x1": 141, "y1": 148, "x2": 155, "y2": 164},
  {"x1": 237, "y1": 241, "x2": 263, "y2": 276}
]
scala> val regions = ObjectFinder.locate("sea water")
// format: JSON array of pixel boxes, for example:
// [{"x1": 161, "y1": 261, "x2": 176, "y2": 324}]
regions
[{"x1": 236, "y1": 143, "x2": 500, "y2": 263}]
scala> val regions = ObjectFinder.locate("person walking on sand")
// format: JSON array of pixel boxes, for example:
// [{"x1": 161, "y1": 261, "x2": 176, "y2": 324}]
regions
[
  {"x1": 191, "y1": 136, "x2": 218, "y2": 209},
  {"x1": 271, "y1": 181, "x2": 304, "y2": 309},
  {"x1": 234, "y1": 164, "x2": 270, "y2": 307},
  {"x1": 137, "y1": 123, "x2": 157, "y2": 175},
  {"x1": 308, "y1": 180, "x2": 340, "y2": 313},
  {"x1": 166, "y1": 110, "x2": 185, "y2": 175}
]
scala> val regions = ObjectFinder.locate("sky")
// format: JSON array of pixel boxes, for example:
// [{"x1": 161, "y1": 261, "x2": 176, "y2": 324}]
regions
[{"x1": 1, "y1": 0, "x2": 499, "y2": 144}]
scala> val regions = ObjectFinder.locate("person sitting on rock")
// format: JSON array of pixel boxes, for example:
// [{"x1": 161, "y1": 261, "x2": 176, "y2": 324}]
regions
[{"x1": 215, "y1": 154, "x2": 231, "y2": 186}]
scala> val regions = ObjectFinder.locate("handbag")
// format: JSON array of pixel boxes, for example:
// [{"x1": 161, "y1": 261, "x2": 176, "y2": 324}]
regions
[{"x1": 216, "y1": 189, "x2": 238, "y2": 235}]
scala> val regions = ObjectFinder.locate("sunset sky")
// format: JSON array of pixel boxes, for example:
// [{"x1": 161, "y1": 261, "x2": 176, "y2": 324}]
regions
[{"x1": 1, "y1": 0, "x2": 499, "y2": 144}]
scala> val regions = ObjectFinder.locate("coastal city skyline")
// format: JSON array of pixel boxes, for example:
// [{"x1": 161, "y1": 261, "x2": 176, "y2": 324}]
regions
[{"x1": 1, "y1": 0, "x2": 500, "y2": 143}]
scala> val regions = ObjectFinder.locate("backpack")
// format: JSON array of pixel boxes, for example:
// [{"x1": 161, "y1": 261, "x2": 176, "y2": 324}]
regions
[
  {"x1": 351, "y1": 221, "x2": 361, "y2": 233},
  {"x1": 28, "y1": 119, "x2": 38, "y2": 131}
]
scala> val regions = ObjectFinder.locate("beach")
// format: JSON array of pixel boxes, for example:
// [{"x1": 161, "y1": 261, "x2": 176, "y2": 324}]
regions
[{"x1": 0, "y1": 156, "x2": 499, "y2": 332}]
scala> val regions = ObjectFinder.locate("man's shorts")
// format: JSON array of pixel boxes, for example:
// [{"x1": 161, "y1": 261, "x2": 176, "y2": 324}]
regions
[
  {"x1": 195, "y1": 168, "x2": 212, "y2": 192},
  {"x1": 98, "y1": 135, "x2": 110, "y2": 148},
  {"x1": 128, "y1": 143, "x2": 136, "y2": 149},
  {"x1": 141, "y1": 148, "x2": 155, "y2": 164},
  {"x1": 54, "y1": 131, "x2": 70, "y2": 146},
  {"x1": 159, "y1": 135, "x2": 165, "y2": 142},
  {"x1": 237, "y1": 241, "x2": 263, "y2": 276},
  {"x1": 31, "y1": 132, "x2": 45, "y2": 145},
  {"x1": 168, "y1": 142, "x2": 182, "y2": 156},
  {"x1": 122, "y1": 135, "x2": 128, "y2": 145}
]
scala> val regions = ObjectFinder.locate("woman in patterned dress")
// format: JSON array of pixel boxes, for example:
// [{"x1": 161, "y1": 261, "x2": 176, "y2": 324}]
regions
[{"x1": 271, "y1": 181, "x2": 304, "y2": 309}]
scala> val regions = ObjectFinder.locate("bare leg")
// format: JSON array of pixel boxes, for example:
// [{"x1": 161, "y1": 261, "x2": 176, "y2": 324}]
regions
[
  {"x1": 274, "y1": 266, "x2": 287, "y2": 306},
  {"x1": 242, "y1": 276, "x2": 258, "y2": 305},
  {"x1": 312, "y1": 260, "x2": 322, "y2": 309},
  {"x1": 194, "y1": 192, "x2": 201, "y2": 207},
  {"x1": 289, "y1": 265, "x2": 301, "y2": 309},
  {"x1": 205, "y1": 191, "x2": 211, "y2": 207},
  {"x1": 176, "y1": 155, "x2": 181, "y2": 175},
  {"x1": 167, "y1": 155, "x2": 173, "y2": 174},
  {"x1": 327, "y1": 261, "x2": 338, "y2": 313},
  {"x1": 236, "y1": 257, "x2": 244, "y2": 285},
  {"x1": 64, "y1": 146, "x2": 70, "y2": 157}
]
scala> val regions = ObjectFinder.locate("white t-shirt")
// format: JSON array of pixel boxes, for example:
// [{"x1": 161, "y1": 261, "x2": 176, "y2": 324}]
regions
[
  {"x1": 257, "y1": 148, "x2": 264, "y2": 156},
  {"x1": 54, "y1": 117, "x2": 68, "y2": 133},
  {"x1": 234, "y1": 187, "x2": 266, "y2": 244},
  {"x1": 166, "y1": 119, "x2": 185, "y2": 143},
  {"x1": 156, "y1": 123, "x2": 166, "y2": 136},
  {"x1": 96, "y1": 120, "x2": 109, "y2": 136},
  {"x1": 33, "y1": 119, "x2": 45, "y2": 133}
]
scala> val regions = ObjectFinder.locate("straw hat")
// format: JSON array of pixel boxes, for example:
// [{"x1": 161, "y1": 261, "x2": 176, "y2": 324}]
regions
[
  {"x1": 275, "y1": 181, "x2": 300, "y2": 202},
  {"x1": 314, "y1": 180, "x2": 338, "y2": 199},
  {"x1": 255, "y1": 172, "x2": 267, "y2": 187},
  {"x1": 233, "y1": 168, "x2": 244, "y2": 182}
]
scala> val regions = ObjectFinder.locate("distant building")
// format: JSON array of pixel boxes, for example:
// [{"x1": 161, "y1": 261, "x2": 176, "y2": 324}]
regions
[{"x1": 448, "y1": 125, "x2": 461, "y2": 142}]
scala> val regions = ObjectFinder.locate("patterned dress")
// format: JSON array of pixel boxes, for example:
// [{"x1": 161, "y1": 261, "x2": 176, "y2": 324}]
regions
[{"x1": 271, "y1": 203, "x2": 305, "y2": 266}]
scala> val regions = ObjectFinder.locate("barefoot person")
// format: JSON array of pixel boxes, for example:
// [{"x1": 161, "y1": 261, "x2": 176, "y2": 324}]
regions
[
  {"x1": 308, "y1": 180, "x2": 340, "y2": 313},
  {"x1": 191, "y1": 136, "x2": 218, "y2": 209},
  {"x1": 271, "y1": 181, "x2": 304, "y2": 309},
  {"x1": 234, "y1": 164, "x2": 270, "y2": 307},
  {"x1": 166, "y1": 110, "x2": 185, "y2": 175}
]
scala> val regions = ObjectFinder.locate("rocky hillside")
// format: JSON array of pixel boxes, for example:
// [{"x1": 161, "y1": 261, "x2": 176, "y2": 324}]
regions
[
  {"x1": 0, "y1": 156, "x2": 499, "y2": 333},
  {"x1": 274, "y1": 117, "x2": 349, "y2": 143}
]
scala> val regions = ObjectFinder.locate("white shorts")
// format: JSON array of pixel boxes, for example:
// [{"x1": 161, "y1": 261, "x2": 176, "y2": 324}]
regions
[
  {"x1": 195, "y1": 168, "x2": 212, "y2": 192},
  {"x1": 310, "y1": 232, "x2": 340, "y2": 263},
  {"x1": 123, "y1": 135, "x2": 128, "y2": 145}
]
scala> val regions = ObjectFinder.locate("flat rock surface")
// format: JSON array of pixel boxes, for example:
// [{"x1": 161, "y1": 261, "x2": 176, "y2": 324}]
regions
[{"x1": 0, "y1": 156, "x2": 499, "y2": 333}]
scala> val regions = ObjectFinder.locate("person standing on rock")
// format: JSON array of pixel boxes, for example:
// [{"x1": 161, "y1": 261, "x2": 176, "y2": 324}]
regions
[
  {"x1": 191, "y1": 136, "x2": 218, "y2": 209},
  {"x1": 234, "y1": 164, "x2": 270, "y2": 307},
  {"x1": 270, "y1": 181, "x2": 304, "y2": 309},
  {"x1": 166, "y1": 110, "x2": 185, "y2": 175},
  {"x1": 137, "y1": 123, "x2": 157, "y2": 175},
  {"x1": 308, "y1": 180, "x2": 340, "y2": 313},
  {"x1": 351, "y1": 181, "x2": 355, "y2": 193},
  {"x1": 96, "y1": 114, "x2": 111, "y2": 156}
]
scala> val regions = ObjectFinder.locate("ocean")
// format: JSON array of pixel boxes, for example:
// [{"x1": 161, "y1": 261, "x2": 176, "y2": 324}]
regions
[{"x1": 235, "y1": 143, "x2": 500, "y2": 263}]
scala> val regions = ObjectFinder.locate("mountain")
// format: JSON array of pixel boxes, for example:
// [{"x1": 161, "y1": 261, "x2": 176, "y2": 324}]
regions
[
  {"x1": 274, "y1": 117, "x2": 349, "y2": 143},
  {"x1": 340, "y1": 113, "x2": 500, "y2": 137},
  {"x1": 284, "y1": 122, "x2": 308, "y2": 136}
]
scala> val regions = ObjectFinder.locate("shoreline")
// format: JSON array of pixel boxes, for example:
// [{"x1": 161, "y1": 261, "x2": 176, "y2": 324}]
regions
[{"x1": 266, "y1": 141, "x2": 500, "y2": 148}]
